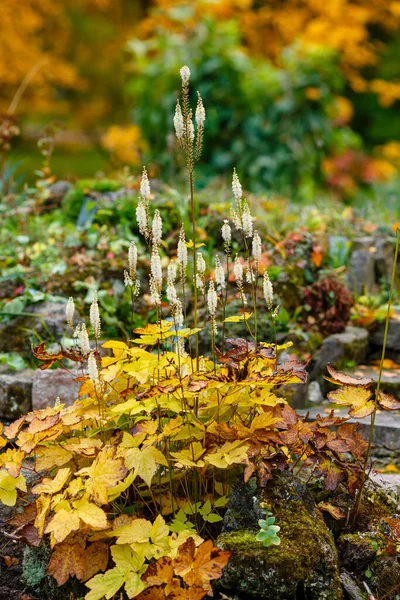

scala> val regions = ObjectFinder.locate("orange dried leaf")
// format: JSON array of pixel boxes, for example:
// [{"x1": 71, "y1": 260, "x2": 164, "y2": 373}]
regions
[
  {"x1": 325, "y1": 365, "x2": 373, "y2": 387},
  {"x1": 378, "y1": 391, "x2": 400, "y2": 410}
]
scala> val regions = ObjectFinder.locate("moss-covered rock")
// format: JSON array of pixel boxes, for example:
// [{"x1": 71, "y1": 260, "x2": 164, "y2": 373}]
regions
[
  {"x1": 216, "y1": 473, "x2": 342, "y2": 599},
  {"x1": 338, "y1": 532, "x2": 380, "y2": 571}
]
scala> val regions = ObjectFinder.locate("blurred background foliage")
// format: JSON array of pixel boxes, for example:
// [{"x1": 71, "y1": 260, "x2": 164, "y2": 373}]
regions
[{"x1": 2, "y1": 0, "x2": 400, "y2": 197}]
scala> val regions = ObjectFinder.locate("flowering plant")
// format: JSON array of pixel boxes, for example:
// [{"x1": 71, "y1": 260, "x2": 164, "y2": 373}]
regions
[{"x1": 1, "y1": 66, "x2": 399, "y2": 600}]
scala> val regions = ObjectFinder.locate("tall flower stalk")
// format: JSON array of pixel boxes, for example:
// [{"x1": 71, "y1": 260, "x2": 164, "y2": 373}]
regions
[{"x1": 174, "y1": 66, "x2": 205, "y2": 370}]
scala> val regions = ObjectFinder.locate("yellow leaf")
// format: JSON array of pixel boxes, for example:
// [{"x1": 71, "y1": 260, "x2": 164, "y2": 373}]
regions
[
  {"x1": 73, "y1": 498, "x2": 108, "y2": 529},
  {"x1": 124, "y1": 446, "x2": 168, "y2": 487},
  {"x1": 115, "y1": 518, "x2": 152, "y2": 545},
  {"x1": 45, "y1": 509, "x2": 80, "y2": 544},
  {"x1": 125, "y1": 571, "x2": 147, "y2": 598},
  {"x1": 31, "y1": 467, "x2": 71, "y2": 495},
  {"x1": 205, "y1": 441, "x2": 249, "y2": 469},
  {"x1": 224, "y1": 312, "x2": 253, "y2": 323},
  {"x1": 150, "y1": 514, "x2": 170, "y2": 558},
  {"x1": 35, "y1": 446, "x2": 73, "y2": 471},
  {"x1": 327, "y1": 386, "x2": 374, "y2": 418},
  {"x1": 78, "y1": 446, "x2": 127, "y2": 505},
  {"x1": 170, "y1": 442, "x2": 206, "y2": 468},
  {"x1": 35, "y1": 494, "x2": 52, "y2": 537},
  {"x1": 0, "y1": 470, "x2": 26, "y2": 506},
  {"x1": 176, "y1": 327, "x2": 202, "y2": 338},
  {"x1": 111, "y1": 544, "x2": 146, "y2": 572},
  {"x1": 85, "y1": 567, "x2": 127, "y2": 600},
  {"x1": 101, "y1": 340, "x2": 129, "y2": 352},
  {"x1": 108, "y1": 471, "x2": 136, "y2": 501}
]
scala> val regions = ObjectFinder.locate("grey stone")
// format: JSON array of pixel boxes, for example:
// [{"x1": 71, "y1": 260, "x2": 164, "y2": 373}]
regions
[
  {"x1": 370, "y1": 308, "x2": 400, "y2": 352},
  {"x1": 348, "y1": 249, "x2": 375, "y2": 295},
  {"x1": 216, "y1": 473, "x2": 342, "y2": 599},
  {"x1": 307, "y1": 381, "x2": 324, "y2": 405},
  {"x1": 48, "y1": 180, "x2": 71, "y2": 201},
  {"x1": 352, "y1": 235, "x2": 395, "y2": 284},
  {"x1": 299, "y1": 407, "x2": 400, "y2": 454},
  {"x1": 31, "y1": 369, "x2": 80, "y2": 411},
  {"x1": 0, "y1": 370, "x2": 34, "y2": 418},
  {"x1": 277, "y1": 382, "x2": 308, "y2": 409},
  {"x1": 0, "y1": 301, "x2": 77, "y2": 357},
  {"x1": 311, "y1": 326, "x2": 369, "y2": 388}
]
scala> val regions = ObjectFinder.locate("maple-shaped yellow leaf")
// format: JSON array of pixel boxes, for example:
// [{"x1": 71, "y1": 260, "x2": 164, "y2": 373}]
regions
[
  {"x1": 205, "y1": 440, "x2": 249, "y2": 469},
  {"x1": 250, "y1": 412, "x2": 283, "y2": 431},
  {"x1": 111, "y1": 544, "x2": 146, "y2": 573},
  {"x1": 0, "y1": 469, "x2": 26, "y2": 506},
  {"x1": 115, "y1": 518, "x2": 153, "y2": 546},
  {"x1": 170, "y1": 442, "x2": 206, "y2": 468},
  {"x1": 149, "y1": 514, "x2": 171, "y2": 558},
  {"x1": 176, "y1": 327, "x2": 203, "y2": 338},
  {"x1": 47, "y1": 540, "x2": 86, "y2": 585},
  {"x1": 85, "y1": 567, "x2": 127, "y2": 600},
  {"x1": 224, "y1": 312, "x2": 253, "y2": 323},
  {"x1": 0, "y1": 448, "x2": 25, "y2": 478},
  {"x1": 73, "y1": 497, "x2": 108, "y2": 529},
  {"x1": 327, "y1": 386, "x2": 375, "y2": 418},
  {"x1": 124, "y1": 571, "x2": 147, "y2": 598},
  {"x1": 124, "y1": 446, "x2": 168, "y2": 487},
  {"x1": 78, "y1": 446, "x2": 127, "y2": 505},
  {"x1": 108, "y1": 471, "x2": 136, "y2": 501},
  {"x1": 45, "y1": 508, "x2": 81, "y2": 544},
  {"x1": 123, "y1": 350, "x2": 160, "y2": 384},
  {"x1": 35, "y1": 446, "x2": 73, "y2": 471},
  {"x1": 31, "y1": 467, "x2": 71, "y2": 495}
]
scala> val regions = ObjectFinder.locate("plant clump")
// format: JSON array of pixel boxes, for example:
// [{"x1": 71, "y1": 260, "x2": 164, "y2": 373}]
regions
[{"x1": 1, "y1": 66, "x2": 400, "y2": 600}]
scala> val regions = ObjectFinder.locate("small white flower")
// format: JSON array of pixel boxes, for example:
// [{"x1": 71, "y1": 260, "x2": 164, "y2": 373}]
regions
[
  {"x1": 233, "y1": 255, "x2": 243, "y2": 285},
  {"x1": 242, "y1": 204, "x2": 253, "y2": 238},
  {"x1": 246, "y1": 266, "x2": 253, "y2": 284},
  {"x1": 89, "y1": 292, "x2": 101, "y2": 340},
  {"x1": 167, "y1": 260, "x2": 177, "y2": 283},
  {"x1": 207, "y1": 280, "x2": 218, "y2": 317},
  {"x1": 133, "y1": 277, "x2": 141, "y2": 297},
  {"x1": 150, "y1": 248, "x2": 162, "y2": 288},
  {"x1": 195, "y1": 273, "x2": 205, "y2": 292},
  {"x1": 124, "y1": 270, "x2": 134, "y2": 287},
  {"x1": 174, "y1": 101, "x2": 185, "y2": 140},
  {"x1": 73, "y1": 324, "x2": 81, "y2": 339},
  {"x1": 128, "y1": 241, "x2": 137, "y2": 279},
  {"x1": 87, "y1": 352, "x2": 99, "y2": 384},
  {"x1": 272, "y1": 304, "x2": 280, "y2": 319},
  {"x1": 180, "y1": 65, "x2": 191, "y2": 84},
  {"x1": 263, "y1": 271, "x2": 274, "y2": 311},
  {"x1": 177, "y1": 227, "x2": 188, "y2": 271},
  {"x1": 172, "y1": 299, "x2": 184, "y2": 328},
  {"x1": 195, "y1": 92, "x2": 206, "y2": 128},
  {"x1": 152, "y1": 209, "x2": 163, "y2": 246},
  {"x1": 166, "y1": 279, "x2": 178, "y2": 304},
  {"x1": 78, "y1": 323, "x2": 91, "y2": 355},
  {"x1": 215, "y1": 255, "x2": 225, "y2": 289},
  {"x1": 136, "y1": 199, "x2": 148, "y2": 237},
  {"x1": 149, "y1": 276, "x2": 161, "y2": 306},
  {"x1": 187, "y1": 117, "x2": 195, "y2": 144},
  {"x1": 230, "y1": 205, "x2": 242, "y2": 230},
  {"x1": 221, "y1": 220, "x2": 231, "y2": 245},
  {"x1": 232, "y1": 169, "x2": 242, "y2": 201},
  {"x1": 197, "y1": 252, "x2": 206, "y2": 276},
  {"x1": 252, "y1": 231, "x2": 262, "y2": 262},
  {"x1": 140, "y1": 167, "x2": 151, "y2": 200},
  {"x1": 65, "y1": 297, "x2": 75, "y2": 328}
]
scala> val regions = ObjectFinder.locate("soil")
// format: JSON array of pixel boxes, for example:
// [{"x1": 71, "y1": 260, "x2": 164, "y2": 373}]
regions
[{"x1": 0, "y1": 526, "x2": 34, "y2": 600}]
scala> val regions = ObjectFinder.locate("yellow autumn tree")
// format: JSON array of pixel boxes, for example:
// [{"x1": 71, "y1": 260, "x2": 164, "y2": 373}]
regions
[{"x1": 137, "y1": 0, "x2": 400, "y2": 106}]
